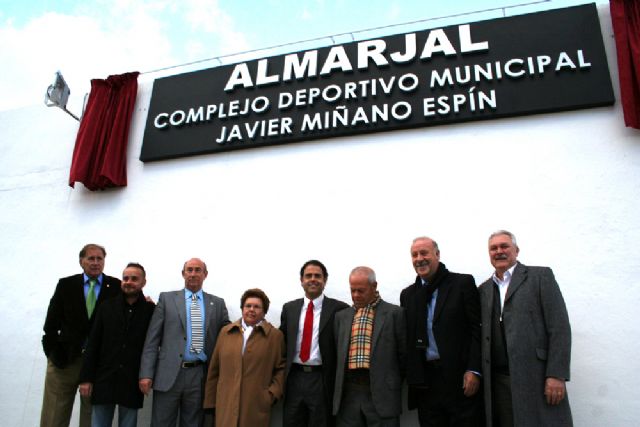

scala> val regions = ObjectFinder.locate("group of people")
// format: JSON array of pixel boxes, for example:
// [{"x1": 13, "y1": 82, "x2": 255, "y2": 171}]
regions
[{"x1": 39, "y1": 229, "x2": 573, "y2": 427}]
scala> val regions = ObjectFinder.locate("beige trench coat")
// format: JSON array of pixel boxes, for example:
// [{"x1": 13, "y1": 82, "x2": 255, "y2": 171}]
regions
[{"x1": 204, "y1": 319, "x2": 285, "y2": 427}]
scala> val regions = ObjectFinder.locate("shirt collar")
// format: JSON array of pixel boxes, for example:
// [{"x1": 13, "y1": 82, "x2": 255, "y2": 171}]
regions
[
  {"x1": 185, "y1": 288, "x2": 203, "y2": 300},
  {"x1": 493, "y1": 263, "x2": 517, "y2": 286},
  {"x1": 242, "y1": 318, "x2": 263, "y2": 331},
  {"x1": 83, "y1": 273, "x2": 103, "y2": 284},
  {"x1": 305, "y1": 293, "x2": 324, "y2": 309}
]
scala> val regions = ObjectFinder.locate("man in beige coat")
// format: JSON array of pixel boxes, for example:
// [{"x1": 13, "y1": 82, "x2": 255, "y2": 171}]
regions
[{"x1": 204, "y1": 288, "x2": 285, "y2": 427}]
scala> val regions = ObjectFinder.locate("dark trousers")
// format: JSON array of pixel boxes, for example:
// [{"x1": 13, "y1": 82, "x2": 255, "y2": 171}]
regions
[
  {"x1": 413, "y1": 362, "x2": 483, "y2": 427},
  {"x1": 283, "y1": 366, "x2": 331, "y2": 427},
  {"x1": 491, "y1": 373, "x2": 514, "y2": 427}
]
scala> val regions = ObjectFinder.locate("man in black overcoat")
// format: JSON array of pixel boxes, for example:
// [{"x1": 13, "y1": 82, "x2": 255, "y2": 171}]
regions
[
  {"x1": 400, "y1": 237, "x2": 483, "y2": 426},
  {"x1": 79, "y1": 262, "x2": 155, "y2": 426}
]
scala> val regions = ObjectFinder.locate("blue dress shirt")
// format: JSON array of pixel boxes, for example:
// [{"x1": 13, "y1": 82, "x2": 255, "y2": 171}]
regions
[
  {"x1": 83, "y1": 273, "x2": 103, "y2": 300},
  {"x1": 426, "y1": 288, "x2": 440, "y2": 361}
]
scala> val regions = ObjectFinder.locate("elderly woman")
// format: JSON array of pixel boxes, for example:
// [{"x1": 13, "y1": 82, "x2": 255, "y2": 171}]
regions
[{"x1": 204, "y1": 288, "x2": 285, "y2": 427}]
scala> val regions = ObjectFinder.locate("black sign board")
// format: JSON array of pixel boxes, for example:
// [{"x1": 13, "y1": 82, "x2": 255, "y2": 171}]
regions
[{"x1": 140, "y1": 4, "x2": 614, "y2": 162}]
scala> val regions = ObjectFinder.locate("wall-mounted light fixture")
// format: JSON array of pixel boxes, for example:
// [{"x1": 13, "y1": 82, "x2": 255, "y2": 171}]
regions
[{"x1": 45, "y1": 71, "x2": 80, "y2": 121}]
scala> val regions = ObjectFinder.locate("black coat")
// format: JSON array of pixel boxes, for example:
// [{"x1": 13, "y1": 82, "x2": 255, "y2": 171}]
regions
[
  {"x1": 400, "y1": 263, "x2": 481, "y2": 408},
  {"x1": 79, "y1": 293, "x2": 155, "y2": 408},
  {"x1": 42, "y1": 273, "x2": 121, "y2": 368}
]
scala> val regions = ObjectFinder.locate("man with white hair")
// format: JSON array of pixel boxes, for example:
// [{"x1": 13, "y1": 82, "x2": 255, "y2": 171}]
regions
[{"x1": 479, "y1": 230, "x2": 572, "y2": 427}]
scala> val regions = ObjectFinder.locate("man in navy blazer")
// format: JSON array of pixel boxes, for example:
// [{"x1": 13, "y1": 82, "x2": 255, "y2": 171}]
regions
[
  {"x1": 280, "y1": 260, "x2": 349, "y2": 427},
  {"x1": 400, "y1": 237, "x2": 482, "y2": 426},
  {"x1": 40, "y1": 243, "x2": 122, "y2": 427},
  {"x1": 139, "y1": 257, "x2": 229, "y2": 427}
]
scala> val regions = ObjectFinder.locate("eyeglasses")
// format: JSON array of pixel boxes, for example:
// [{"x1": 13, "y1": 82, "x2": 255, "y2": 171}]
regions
[{"x1": 243, "y1": 304, "x2": 263, "y2": 310}]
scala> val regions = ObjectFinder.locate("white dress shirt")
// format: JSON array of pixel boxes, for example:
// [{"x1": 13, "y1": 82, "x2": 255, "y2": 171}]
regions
[
  {"x1": 492, "y1": 263, "x2": 517, "y2": 320},
  {"x1": 294, "y1": 294, "x2": 324, "y2": 365},
  {"x1": 241, "y1": 319, "x2": 263, "y2": 355}
]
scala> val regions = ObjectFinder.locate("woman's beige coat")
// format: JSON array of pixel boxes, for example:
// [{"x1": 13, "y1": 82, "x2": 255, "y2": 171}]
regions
[{"x1": 204, "y1": 319, "x2": 285, "y2": 427}]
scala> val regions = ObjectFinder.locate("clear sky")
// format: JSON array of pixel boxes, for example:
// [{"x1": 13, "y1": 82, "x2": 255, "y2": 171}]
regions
[{"x1": 0, "y1": 0, "x2": 608, "y2": 113}]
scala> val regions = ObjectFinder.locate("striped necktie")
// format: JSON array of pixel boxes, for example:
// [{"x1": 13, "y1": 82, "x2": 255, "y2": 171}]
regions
[
  {"x1": 86, "y1": 278, "x2": 97, "y2": 317},
  {"x1": 190, "y1": 293, "x2": 204, "y2": 353}
]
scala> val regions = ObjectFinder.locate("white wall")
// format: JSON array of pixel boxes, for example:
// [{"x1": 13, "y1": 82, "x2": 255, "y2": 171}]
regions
[{"x1": 1, "y1": 5, "x2": 638, "y2": 426}]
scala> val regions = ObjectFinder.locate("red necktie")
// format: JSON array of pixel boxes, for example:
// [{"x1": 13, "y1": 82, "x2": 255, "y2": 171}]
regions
[{"x1": 299, "y1": 300, "x2": 314, "y2": 362}]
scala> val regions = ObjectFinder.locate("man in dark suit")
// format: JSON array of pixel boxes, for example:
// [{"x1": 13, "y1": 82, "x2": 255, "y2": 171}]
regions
[
  {"x1": 400, "y1": 237, "x2": 482, "y2": 427},
  {"x1": 333, "y1": 266, "x2": 406, "y2": 427},
  {"x1": 280, "y1": 260, "x2": 349, "y2": 427},
  {"x1": 479, "y1": 230, "x2": 572, "y2": 427},
  {"x1": 139, "y1": 257, "x2": 229, "y2": 427},
  {"x1": 79, "y1": 262, "x2": 155, "y2": 427},
  {"x1": 40, "y1": 243, "x2": 122, "y2": 427}
]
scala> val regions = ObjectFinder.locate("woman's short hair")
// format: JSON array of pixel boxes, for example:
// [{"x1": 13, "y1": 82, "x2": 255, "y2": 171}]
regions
[{"x1": 240, "y1": 288, "x2": 270, "y2": 313}]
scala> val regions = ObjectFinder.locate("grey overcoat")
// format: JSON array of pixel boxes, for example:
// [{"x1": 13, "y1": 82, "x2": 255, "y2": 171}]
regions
[{"x1": 479, "y1": 262, "x2": 573, "y2": 427}]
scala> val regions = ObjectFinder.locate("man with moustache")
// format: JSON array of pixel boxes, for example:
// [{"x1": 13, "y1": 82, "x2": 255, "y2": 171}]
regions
[
  {"x1": 280, "y1": 260, "x2": 349, "y2": 427},
  {"x1": 139, "y1": 258, "x2": 230, "y2": 427},
  {"x1": 400, "y1": 237, "x2": 482, "y2": 426},
  {"x1": 333, "y1": 266, "x2": 407, "y2": 427},
  {"x1": 79, "y1": 263, "x2": 155, "y2": 427},
  {"x1": 479, "y1": 230, "x2": 572, "y2": 427},
  {"x1": 41, "y1": 243, "x2": 122, "y2": 427}
]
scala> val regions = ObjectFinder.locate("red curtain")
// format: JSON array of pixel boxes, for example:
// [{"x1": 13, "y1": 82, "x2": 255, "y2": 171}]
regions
[
  {"x1": 610, "y1": 0, "x2": 640, "y2": 129},
  {"x1": 69, "y1": 71, "x2": 140, "y2": 190}
]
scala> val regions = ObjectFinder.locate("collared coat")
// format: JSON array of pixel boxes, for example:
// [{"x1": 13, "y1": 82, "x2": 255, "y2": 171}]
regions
[
  {"x1": 204, "y1": 319, "x2": 285, "y2": 427},
  {"x1": 400, "y1": 262, "x2": 481, "y2": 410},
  {"x1": 479, "y1": 262, "x2": 573, "y2": 427},
  {"x1": 79, "y1": 292, "x2": 155, "y2": 408}
]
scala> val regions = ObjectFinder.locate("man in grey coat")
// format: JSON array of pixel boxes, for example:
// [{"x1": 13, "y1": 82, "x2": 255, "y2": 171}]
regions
[
  {"x1": 139, "y1": 258, "x2": 229, "y2": 427},
  {"x1": 479, "y1": 230, "x2": 572, "y2": 427},
  {"x1": 333, "y1": 266, "x2": 407, "y2": 427}
]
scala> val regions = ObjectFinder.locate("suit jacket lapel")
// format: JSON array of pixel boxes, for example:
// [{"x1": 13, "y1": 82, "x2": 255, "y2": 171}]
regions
[
  {"x1": 505, "y1": 262, "x2": 526, "y2": 304},
  {"x1": 203, "y1": 292, "x2": 213, "y2": 334},
  {"x1": 372, "y1": 302, "x2": 387, "y2": 354},
  {"x1": 319, "y1": 298, "x2": 333, "y2": 334},
  {"x1": 75, "y1": 275, "x2": 89, "y2": 321},
  {"x1": 339, "y1": 309, "x2": 355, "y2": 353},
  {"x1": 290, "y1": 299, "x2": 303, "y2": 338},
  {"x1": 97, "y1": 275, "x2": 116, "y2": 302},
  {"x1": 433, "y1": 280, "x2": 451, "y2": 322},
  {"x1": 173, "y1": 290, "x2": 187, "y2": 331}
]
